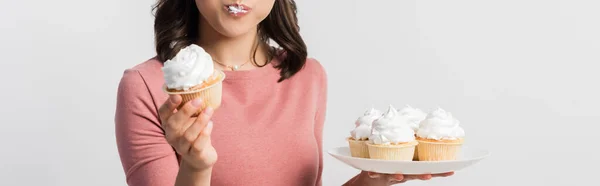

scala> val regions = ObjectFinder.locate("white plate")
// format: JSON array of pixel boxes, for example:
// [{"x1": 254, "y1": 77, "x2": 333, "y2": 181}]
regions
[{"x1": 328, "y1": 146, "x2": 490, "y2": 175}]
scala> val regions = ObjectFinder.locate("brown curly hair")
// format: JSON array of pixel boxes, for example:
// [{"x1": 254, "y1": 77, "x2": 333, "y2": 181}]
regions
[{"x1": 152, "y1": 0, "x2": 307, "y2": 82}]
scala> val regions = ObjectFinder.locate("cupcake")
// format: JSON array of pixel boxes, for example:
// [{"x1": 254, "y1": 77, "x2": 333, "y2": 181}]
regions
[
  {"x1": 397, "y1": 105, "x2": 428, "y2": 160},
  {"x1": 161, "y1": 44, "x2": 226, "y2": 116},
  {"x1": 397, "y1": 105, "x2": 428, "y2": 131},
  {"x1": 415, "y1": 108, "x2": 465, "y2": 161},
  {"x1": 367, "y1": 105, "x2": 418, "y2": 160},
  {"x1": 347, "y1": 108, "x2": 382, "y2": 158}
]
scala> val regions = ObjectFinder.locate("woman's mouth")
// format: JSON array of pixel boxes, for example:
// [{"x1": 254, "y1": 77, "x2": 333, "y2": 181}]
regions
[{"x1": 224, "y1": 4, "x2": 251, "y2": 17}]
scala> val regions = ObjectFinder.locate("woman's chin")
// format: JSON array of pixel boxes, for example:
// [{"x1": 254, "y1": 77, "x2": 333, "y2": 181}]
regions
[
  {"x1": 216, "y1": 28, "x2": 256, "y2": 38},
  {"x1": 213, "y1": 21, "x2": 259, "y2": 38}
]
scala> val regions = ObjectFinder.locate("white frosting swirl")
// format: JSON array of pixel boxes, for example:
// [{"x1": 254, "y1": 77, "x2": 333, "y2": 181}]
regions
[
  {"x1": 397, "y1": 105, "x2": 427, "y2": 131},
  {"x1": 350, "y1": 108, "x2": 382, "y2": 140},
  {"x1": 369, "y1": 105, "x2": 416, "y2": 145},
  {"x1": 161, "y1": 44, "x2": 215, "y2": 91},
  {"x1": 416, "y1": 108, "x2": 465, "y2": 140}
]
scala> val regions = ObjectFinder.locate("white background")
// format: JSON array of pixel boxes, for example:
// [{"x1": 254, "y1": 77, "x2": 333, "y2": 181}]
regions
[{"x1": 1, "y1": 0, "x2": 599, "y2": 185}]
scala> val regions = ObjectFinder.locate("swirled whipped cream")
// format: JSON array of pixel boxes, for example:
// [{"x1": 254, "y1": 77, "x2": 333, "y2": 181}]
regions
[
  {"x1": 397, "y1": 105, "x2": 427, "y2": 131},
  {"x1": 369, "y1": 105, "x2": 416, "y2": 145},
  {"x1": 416, "y1": 108, "x2": 465, "y2": 140},
  {"x1": 350, "y1": 108, "x2": 382, "y2": 140},
  {"x1": 161, "y1": 44, "x2": 215, "y2": 91}
]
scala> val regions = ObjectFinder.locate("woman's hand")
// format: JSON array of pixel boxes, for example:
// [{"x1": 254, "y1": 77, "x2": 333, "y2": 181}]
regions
[
  {"x1": 349, "y1": 171, "x2": 454, "y2": 185},
  {"x1": 159, "y1": 95, "x2": 218, "y2": 171}
]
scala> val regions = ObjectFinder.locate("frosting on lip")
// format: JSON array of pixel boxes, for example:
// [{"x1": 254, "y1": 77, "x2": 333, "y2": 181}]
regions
[
  {"x1": 224, "y1": 4, "x2": 251, "y2": 15},
  {"x1": 350, "y1": 108, "x2": 382, "y2": 140},
  {"x1": 397, "y1": 105, "x2": 428, "y2": 132},
  {"x1": 416, "y1": 107, "x2": 465, "y2": 140},
  {"x1": 161, "y1": 44, "x2": 215, "y2": 91},
  {"x1": 369, "y1": 105, "x2": 416, "y2": 145}
]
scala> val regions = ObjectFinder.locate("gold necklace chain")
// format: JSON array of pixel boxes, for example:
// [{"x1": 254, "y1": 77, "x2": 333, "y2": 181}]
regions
[
  {"x1": 211, "y1": 43, "x2": 276, "y2": 71},
  {"x1": 212, "y1": 58, "x2": 250, "y2": 71}
]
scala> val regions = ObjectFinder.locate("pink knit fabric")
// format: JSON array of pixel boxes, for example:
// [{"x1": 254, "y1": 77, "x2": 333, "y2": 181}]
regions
[{"x1": 115, "y1": 56, "x2": 327, "y2": 186}]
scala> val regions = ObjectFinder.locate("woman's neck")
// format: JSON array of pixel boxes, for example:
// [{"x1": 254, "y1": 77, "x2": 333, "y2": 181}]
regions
[{"x1": 197, "y1": 18, "x2": 270, "y2": 71}]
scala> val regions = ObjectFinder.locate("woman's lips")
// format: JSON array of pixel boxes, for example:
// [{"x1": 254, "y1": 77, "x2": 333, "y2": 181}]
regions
[{"x1": 224, "y1": 4, "x2": 251, "y2": 17}]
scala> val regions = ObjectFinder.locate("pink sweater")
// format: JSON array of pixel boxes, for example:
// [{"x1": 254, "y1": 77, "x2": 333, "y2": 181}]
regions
[{"x1": 115, "y1": 56, "x2": 328, "y2": 186}]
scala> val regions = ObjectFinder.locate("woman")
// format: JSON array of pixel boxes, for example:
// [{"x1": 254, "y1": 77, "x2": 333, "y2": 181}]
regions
[{"x1": 115, "y1": 0, "x2": 453, "y2": 185}]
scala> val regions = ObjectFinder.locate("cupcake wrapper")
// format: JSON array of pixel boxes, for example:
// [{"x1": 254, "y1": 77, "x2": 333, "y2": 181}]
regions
[
  {"x1": 163, "y1": 71, "x2": 225, "y2": 117},
  {"x1": 416, "y1": 140, "x2": 463, "y2": 161},
  {"x1": 366, "y1": 141, "x2": 417, "y2": 161},
  {"x1": 347, "y1": 139, "x2": 370, "y2": 158},
  {"x1": 412, "y1": 134, "x2": 419, "y2": 160},
  {"x1": 179, "y1": 81, "x2": 222, "y2": 116},
  {"x1": 413, "y1": 147, "x2": 419, "y2": 161}
]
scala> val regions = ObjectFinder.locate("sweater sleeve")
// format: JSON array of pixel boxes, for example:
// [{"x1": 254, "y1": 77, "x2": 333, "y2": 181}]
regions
[
  {"x1": 313, "y1": 60, "x2": 328, "y2": 186},
  {"x1": 115, "y1": 69, "x2": 179, "y2": 186}
]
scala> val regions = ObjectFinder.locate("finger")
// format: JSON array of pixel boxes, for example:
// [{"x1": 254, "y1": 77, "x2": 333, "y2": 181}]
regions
[
  {"x1": 190, "y1": 120, "x2": 214, "y2": 154},
  {"x1": 179, "y1": 105, "x2": 212, "y2": 131},
  {"x1": 203, "y1": 120, "x2": 214, "y2": 136},
  {"x1": 433, "y1": 172, "x2": 454, "y2": 177},
  {"x1": 392, "y1": 179, "x2": 407, "y2": 184},
  {"x1": 367, "y1": 171, "x2": 382, "y2": 178},
  {"x1": 180, "y1": 107, "x2": 214, "y2": 152},
  {"x1": 403, "y1": 174, "x2": 432, "y2": 180},
  {"x1": 158, "y1": 95, "x2": 181, "y2": 122},
  {"x1": 367, "y1": 172, "x2": 404, "y2": 182},
  {"x1": 184, "y1": 107, "x2": 214, "y2": 134},
  {"x1": 388, "y1": 174, "x2": 404, "y2": 182},
  {"x1": 169, "y1": 98, "x2": 203, "y2": 129}
]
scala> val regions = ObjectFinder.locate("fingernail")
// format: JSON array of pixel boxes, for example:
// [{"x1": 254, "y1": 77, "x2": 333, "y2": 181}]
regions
[
  {"x1": 170, "y1": 95, "x2": 181, "y2": 104},
  {"x1": 204, "y1": 121, "x2": 214, "y2": 134},
  {"x1": 204, "y1": 107, "x2": 214, "y2": 116},
  {"x1": 191, "y1": 98, "x2": 202, "y2": 107},
  {"x1": 421, "y1": 174, "x2": 432, "y2": 180},
  {"x1": 394, "y1": 174, "x2": 404, "y2": 181},
  {"x1": 367, "y1": 172, "x2": 380, "y2": 178}
]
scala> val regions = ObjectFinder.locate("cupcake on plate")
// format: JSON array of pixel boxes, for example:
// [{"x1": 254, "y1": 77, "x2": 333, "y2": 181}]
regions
[
  {"x1": 397, "y1": 105, "x2": 428, "y2": 131},
  {"x1": 161, "y1": 44, "x2": 226, "y2": 116},
  {"x1": 416, "y1": 107, "x2": 465, "y2": 161},
  {"x1": 347, "y1": 108, "x2": 382, "y2": 158},
  {"x1": 397, "y1": 105, "x2": 428, "y2": 160},
  {"x1": 367, "y1": 105, "x2": 418, "y2": 160}
]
